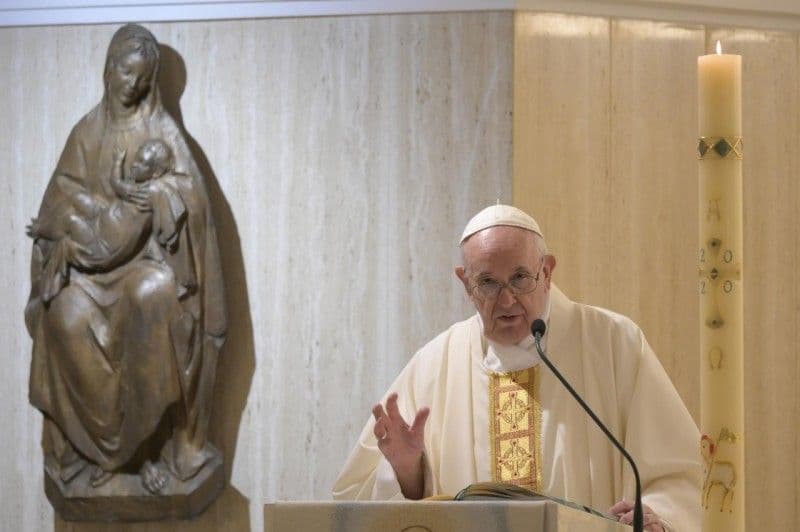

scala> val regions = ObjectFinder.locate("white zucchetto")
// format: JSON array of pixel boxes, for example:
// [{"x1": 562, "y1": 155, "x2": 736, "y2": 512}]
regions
[{"x1": 460, "y1": 204, "x2": 543, "y2": 244}]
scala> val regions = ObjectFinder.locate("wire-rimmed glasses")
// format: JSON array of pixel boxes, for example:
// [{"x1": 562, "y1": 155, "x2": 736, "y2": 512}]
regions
[{"x1": 468, "y1": 258, "x2": 545, "y2": 301}]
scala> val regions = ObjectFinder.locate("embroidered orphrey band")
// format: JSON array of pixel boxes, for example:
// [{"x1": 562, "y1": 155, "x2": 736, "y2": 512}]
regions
[{"x1": 489, "y1": 366, "x2": 542, "y2": 491}]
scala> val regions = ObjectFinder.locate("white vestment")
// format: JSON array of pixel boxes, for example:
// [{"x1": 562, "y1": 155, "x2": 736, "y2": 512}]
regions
[{"x1": 333, "y1": 286, "x2": 701, "y2": 532}]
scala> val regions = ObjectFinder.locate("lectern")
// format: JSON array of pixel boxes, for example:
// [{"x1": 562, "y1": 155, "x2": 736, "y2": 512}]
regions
[{"x1": 264, "y1": 501, "x2": 628, "y2": 532}]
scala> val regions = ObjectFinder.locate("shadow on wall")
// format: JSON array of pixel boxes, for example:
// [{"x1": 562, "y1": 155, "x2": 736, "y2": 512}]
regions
[{"x1": 52, "y1": 44, "x2": 257, "y2": 532}]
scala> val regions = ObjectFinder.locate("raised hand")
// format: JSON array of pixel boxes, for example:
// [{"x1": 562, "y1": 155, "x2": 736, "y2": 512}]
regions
[{"x1": 372, "y1": 392, "x2": 430, "y2": 499}]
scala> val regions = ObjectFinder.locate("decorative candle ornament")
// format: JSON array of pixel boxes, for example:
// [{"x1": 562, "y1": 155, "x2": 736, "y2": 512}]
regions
[{"x1": 697, "y1": 41, "x2": 745, "y2": 532}]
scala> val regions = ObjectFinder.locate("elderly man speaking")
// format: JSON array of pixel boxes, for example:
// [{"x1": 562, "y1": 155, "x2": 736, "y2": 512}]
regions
[{"x1": 333, "y1": 205, "x2": 701, "y2": 531}]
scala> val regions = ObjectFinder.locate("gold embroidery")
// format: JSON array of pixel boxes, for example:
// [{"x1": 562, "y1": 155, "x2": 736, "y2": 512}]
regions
[{"x1": 489, "y1": 366, "x2": 541, "y2": 491}]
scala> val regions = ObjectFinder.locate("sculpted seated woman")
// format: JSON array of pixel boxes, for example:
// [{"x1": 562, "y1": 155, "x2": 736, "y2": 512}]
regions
[{"x1": 24, "y1": 24, "x2": 227, "y2": 496}]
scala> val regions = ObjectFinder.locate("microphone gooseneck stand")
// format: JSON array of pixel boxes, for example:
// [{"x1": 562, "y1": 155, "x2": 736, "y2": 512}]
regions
[{"x1": 530, "y1": 319, "x2": 643, "y2": 532}]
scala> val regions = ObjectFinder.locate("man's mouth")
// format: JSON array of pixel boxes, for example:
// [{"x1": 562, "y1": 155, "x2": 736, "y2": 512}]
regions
[{"x1": 496, "y1": 314, "x2": 522, "y2": 324}]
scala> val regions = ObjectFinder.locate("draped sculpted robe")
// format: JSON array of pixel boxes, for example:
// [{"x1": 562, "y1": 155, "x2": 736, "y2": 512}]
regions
[
  {"x1": 333, "y1": 285, "x2": 701, "y2": 532},
  {"x1": 25, "y1": 24, "x2": 226, "y2": 482}
]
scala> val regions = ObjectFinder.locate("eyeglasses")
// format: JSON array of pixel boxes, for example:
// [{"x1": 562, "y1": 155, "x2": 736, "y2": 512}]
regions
[{"x1": 468, "y1": 259, "x2": 544, "y2": 301}]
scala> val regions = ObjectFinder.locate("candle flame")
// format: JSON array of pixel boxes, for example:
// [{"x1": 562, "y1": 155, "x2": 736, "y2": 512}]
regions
[{"x1": 716, "y1": 40, "x2": 722, "y2": 54}]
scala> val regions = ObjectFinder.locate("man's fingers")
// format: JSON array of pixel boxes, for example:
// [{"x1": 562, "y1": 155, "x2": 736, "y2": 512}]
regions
[
  {"x1": 643, "y1": 507, "x2": 663, "y2": 530},
  {"x1": 618, "y1": 509, "x2": 661, "y2": 530},
  {"x1": 373, "y1": 417, "x2": 387, "y2": 441},
  {"x1": 385, "y1": 393, "x2": 402, "y2": 422},
  {"x1": 644, "y1": 515, "x2": 663, "y2": 528},
  {"x1": 372, "y1": 403, "x2": 387, "y2": 422},
  {"x1": 410, "y1": 407, "x2": 430, "y2": 435},
  {"x1": 372, "y1": 403, "x2": 390, "y2": 441},
  {"x1": 609, "y1": 499, "x2": 634, "y2": 515}
]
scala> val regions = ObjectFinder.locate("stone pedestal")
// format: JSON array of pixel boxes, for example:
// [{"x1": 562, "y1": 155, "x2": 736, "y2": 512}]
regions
[{"x1": 45, "y1": 446, "x2": 224, "y2": 522}]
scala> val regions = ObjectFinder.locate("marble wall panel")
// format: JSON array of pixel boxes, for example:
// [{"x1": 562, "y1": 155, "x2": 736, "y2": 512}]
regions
[
  {"x1": 0, "y1": 26, "x2": 107, "y2": 532},
  {"x1": 606, "y1": 19, "x2": 704, "y2": 419},
  {"x1": 513, "y1": 13, "x2": 612, "y2": 302},
  {"x1": 514, "y1": 13, "x2": 704, "y2": 418},
  {"x1": 0, "y1": 12, "x2": 513, "y2": 531}
]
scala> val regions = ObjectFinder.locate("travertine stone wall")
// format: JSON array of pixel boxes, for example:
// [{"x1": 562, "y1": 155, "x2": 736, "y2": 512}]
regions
[
  {"x1": 0, "y1": 13, "x2": 513, "y2": 531},
  {"x1": 514, "y1": 12, "x2": 702, "y2": 418}
]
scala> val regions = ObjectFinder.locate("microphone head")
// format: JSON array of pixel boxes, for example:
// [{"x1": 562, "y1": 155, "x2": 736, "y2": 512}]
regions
[{"x1": 531, "y1": 319, "x2": 546, "y2": 338}]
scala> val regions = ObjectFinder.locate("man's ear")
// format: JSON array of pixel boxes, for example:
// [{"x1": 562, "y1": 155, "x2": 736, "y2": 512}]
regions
[
  {"x1": 542, "y1": 255, "x2": 557, "y2": 286},
  {"x1": 455, "y1": 266, "x2": 470, "y2": 294}
]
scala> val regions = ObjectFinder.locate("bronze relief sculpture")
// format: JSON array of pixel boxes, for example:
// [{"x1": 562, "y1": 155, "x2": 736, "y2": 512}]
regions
[{"x1": 24, "y1": 24, "x2": 227, "y2": 521}]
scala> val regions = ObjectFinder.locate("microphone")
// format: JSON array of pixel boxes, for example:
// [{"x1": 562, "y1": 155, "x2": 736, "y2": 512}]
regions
[{"x1": 531, "y1": 319, "x2": 643, "y2": 532}]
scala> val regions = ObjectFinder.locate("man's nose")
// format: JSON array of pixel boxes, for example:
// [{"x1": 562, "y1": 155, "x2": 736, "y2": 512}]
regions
[{"x1": 496, "y1": 285, "x2": 516, "y2": 306}]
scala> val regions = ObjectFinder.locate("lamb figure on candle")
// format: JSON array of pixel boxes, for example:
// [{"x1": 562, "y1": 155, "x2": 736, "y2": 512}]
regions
[{"x1": 701, "y1": 432, "x2": 737, "y2": 513}]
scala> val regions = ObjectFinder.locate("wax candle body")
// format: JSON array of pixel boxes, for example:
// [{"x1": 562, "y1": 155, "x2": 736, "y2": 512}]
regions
[{"x1": 698, "y1": 50, "x2": 744, "y2": 532}]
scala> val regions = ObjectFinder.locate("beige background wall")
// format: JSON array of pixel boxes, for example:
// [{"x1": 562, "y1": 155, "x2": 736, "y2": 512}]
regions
[
  {"x1": 514, "y1": 12, "x2": 799, "y2": 530},
  {"x1": 0, "y1": 13, "x2": 513, "y2": 531}
]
